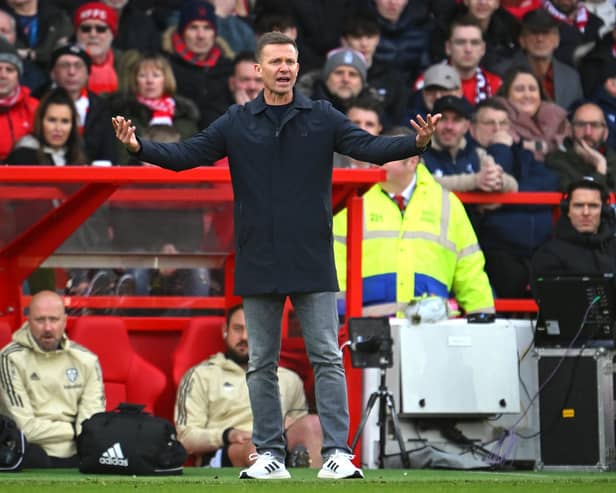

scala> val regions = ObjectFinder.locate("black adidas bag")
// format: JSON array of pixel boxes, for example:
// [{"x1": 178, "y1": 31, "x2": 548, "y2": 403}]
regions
[
  {"x1": 77, "y1": 403, "x2": 187, "y2": 475},
  {"x1": 0, "y1": 414, "x2": 26, "y2": 472}
]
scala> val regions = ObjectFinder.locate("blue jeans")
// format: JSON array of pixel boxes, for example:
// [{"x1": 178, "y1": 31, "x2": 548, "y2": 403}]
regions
[{"x1": 243, "y1": 292, "x2": 350, "y2": 461}]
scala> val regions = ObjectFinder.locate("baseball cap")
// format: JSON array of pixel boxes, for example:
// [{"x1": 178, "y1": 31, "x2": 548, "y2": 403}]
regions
[
  {"x1": 432, "y1": 95, "x2": 472, "y2": 119},
  {"x1": 423, "y1": 64, "x2": 461, "y2": 90}
]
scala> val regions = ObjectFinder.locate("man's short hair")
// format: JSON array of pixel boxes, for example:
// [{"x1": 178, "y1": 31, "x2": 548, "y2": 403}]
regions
[
  {"x1": 471, "y1": 98, "x2": 509, "y2": 122},
  {"x1": 255, "y1": 32, "x2": 298, "y2": 63},
  {"x1": 521, "y1": 8, "x2": 559, "y2": 34},
  {"x1": 226, "y1": 303, "x2": 244, "y2": 326},
  {"x1": 346, "y1": 95, "x2": 385, "y2": 123},
  {"x1": 564, "y1": 178, "x2": 610, "y2": 206},
  {"x1": 233, "y1": 51, "x2": 257, "y2": 69},
  {"x1": 448, "y1": 13, "x2": 484, "y2": 41},
  {"x1": 341, "y1": 16, "x2": 380, "y2": 38}
]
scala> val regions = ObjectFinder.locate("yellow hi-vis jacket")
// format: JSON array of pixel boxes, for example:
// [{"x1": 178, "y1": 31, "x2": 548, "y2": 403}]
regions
[{"x1": 333, "y1": 164, "x2": 494, "y2": 314}]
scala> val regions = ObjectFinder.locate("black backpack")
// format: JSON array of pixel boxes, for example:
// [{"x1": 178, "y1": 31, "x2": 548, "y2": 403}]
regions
[
  {"x1": 77, "y1": 403, "x2": 187, "y2": 475},
  {"x1": 0, "y1": 414, "x2": 26, "y2": 472}
]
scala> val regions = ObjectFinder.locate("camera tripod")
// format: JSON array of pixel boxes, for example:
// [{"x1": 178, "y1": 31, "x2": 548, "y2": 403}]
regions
[{"x1": 350, "y1": 366, "x2": 410, "y2": 469}]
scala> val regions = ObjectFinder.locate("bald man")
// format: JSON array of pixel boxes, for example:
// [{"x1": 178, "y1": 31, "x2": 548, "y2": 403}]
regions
[{"x1": 0, "y1": 291, "x2": 105, "y2": 468}]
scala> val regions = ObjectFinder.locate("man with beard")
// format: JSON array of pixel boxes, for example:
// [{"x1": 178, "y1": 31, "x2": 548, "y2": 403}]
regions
[
  {"x1": 0, "y1": 290, "x2": 105, "y2": 468},
  {"x1": 174, "y1": 304, "x2": 322, "y2": 469},
  {"x1": 545, "y1": 102, "x2": 616, "y2": 192}
]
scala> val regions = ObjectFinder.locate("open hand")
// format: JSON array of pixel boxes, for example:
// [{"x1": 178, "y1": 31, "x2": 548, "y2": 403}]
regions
[
  {"x1": 111, "y1": 116, "x2": 140, "y2": 153},
  {"x1": 410, "y1": 113, "x2": 442, "y2": 150}
]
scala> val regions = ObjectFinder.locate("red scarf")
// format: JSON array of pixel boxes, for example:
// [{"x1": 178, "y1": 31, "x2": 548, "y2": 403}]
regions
[
  {"x1": 543, "y1": 0, "x2": 589, "y2": 33},
  {"x1": 137, "y1": 95, "x2": 176, "y2": 125},
  {"x1": 88, "y1": 50, "x2": 118, "y2": 95},
  {"x1": 0, "y1": 84, "x2": 20, "y2": 108},
  {"x1": 172, "y1": 31, "x2": 221, "y2": 68}
]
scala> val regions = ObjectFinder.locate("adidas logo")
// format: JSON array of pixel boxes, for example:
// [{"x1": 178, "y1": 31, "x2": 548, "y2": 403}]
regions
[
  {"x1": 30, "y1": 372, "x2": 40, "y2": 381},
  {"x1": 99, "y1": 442, "x2": 128, "y2": 467}
]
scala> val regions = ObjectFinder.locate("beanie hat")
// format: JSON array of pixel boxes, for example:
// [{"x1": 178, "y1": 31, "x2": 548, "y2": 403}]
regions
[
  {"x1": 0, "y1": 37, "x2": 22, "y2": 76},
  {"x1": 74, "y1": 2, "x2": 118, "y2": 36},
  {"x1": 178, "y1": 0, "x2": 217, "y2": 36},
  {"x1": 322, "y1": 48, "x2": 367, "y2": 84},
  {"x1": 50, "y1": 43, "x2": 92, "y2": 73}
]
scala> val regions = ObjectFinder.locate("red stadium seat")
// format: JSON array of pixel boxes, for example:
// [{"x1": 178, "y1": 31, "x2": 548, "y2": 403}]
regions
[
  {"x1": 171, "y1": 316, "x2": 226, "y2": 388},
  {"x1": 0, "y1": 321, "x2": 12, "y2": 348},
  {"x1": 69, "y1": 316, "x2": 166, "y2": 413}
]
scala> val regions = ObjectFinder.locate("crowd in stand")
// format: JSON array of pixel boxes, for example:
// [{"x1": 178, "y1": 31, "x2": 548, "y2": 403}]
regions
[{"x1": 2, "y1": 0, "x2": 616, "y2": 303}]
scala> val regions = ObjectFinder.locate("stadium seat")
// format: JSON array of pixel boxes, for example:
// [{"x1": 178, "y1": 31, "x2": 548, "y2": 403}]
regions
[
  {"x1": 171, "y1": 316, "x2": 315, "y2": 407},
  {"x1": 0, "y1": 321, "x2": 13, "y2": 348},
  {"x1": 171, "y1": 316, "x2": 226, "y2": 387},
  {"x1": 69, "y1": 316, "x2": 166, "y2": 413}
]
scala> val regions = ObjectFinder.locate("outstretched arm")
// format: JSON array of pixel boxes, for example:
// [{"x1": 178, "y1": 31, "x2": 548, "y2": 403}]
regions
[
  {"x1": 112, "y1": 116, "x2": 140, "y2": 153},
  {"x1": 410, "y1": 113, "x2": 442, "y2": 150}
]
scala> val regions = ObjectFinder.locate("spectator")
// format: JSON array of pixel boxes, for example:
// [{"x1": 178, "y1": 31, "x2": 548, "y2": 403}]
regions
[
  {"x1": 403, "y1": 63, "x2": 463, "y2": 126},
  {"x1": 262, "y1": 0, "x2": 358, "y2": 74},
  {"x1": 417, "y1": 15, "x2": 501, "y2": 106},
  {"x1": 0, "y1": 290, "x2": 105, "y2": 468},
  {"x1": 358, "y1": 0, "x2": 432, "y2": 85},
  {"x1": 0, "y1": 36, "x2": 38, "y2": 162},
  {"x1": 73, "y1": 1, "x2": 122, "y2": 95},
  {"x1": 579, "y1": 23, "x2": 616, "y2": 97},
  {"x1": 592, "y1": 61, "x2": 616, "y2": 152},
  {"x1": 298, "y1": 47, "x2": 372, "y2": 114},
  {"x1": 253, "y1": 9, "x2": 298, "y2": 40},
  {"x1": 210, "y1": 0, "x2": 256, "y2": 55},
  {"x1": 108, "y1": 52, "x2": 200, "y2": 163},
  {"x1": 432, "y1": 0, "x2": 520, "y2": 74},
  {"x1": 0, "y1": 8, "x2": 48, "y2": 95},
  {"x1": 542, "y1": 0, "x2": 604, "y2": 67},
  {"x1": 2, "y1": 0, "x2": 72, "y2": 68},
  {"x1": 423, "y1": 95, "x2": 518, "y2": 194},
  {"x1": 101, "y1": 0, "x2": 162, "y2": 53},
  {"x1": 333, "y1": 125, "x2": 494, "y2": 316},
  {"x1": 175, "y1": 304, "x2": 322, "y2": 468},
  {"x1": 470, "y1": 98, "x2": 559, "y2": 298},
  {"x1": 532, "y1": 178, "x2": 616, "y2": 276},
  {"x1": 163, "y1": 0, "x2": 233, "y2": 128},
  {"x1": 495, "y1": 66, "x2": 569, "y2": 160},
  {"x1": 334, "y1": 95, "x2": 384, "y2": 168},
  {"x1": 340, "y1": 15, "x2": 407, "y2": 127},
  {"x1": 545, "y1": 102, "x2": 616, "y2": 191},
  {"x1": 48, "y1": 42, "x2": 117, "y2": 164},
  {"x1": 226, "y1": 51, "x2": 263, "y2": 105},
  {"x1": 495, "y1": 8, "x2": 583, "y2": 111}
]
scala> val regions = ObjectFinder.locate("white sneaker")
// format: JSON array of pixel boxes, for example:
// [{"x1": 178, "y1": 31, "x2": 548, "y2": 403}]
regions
[
  {"x1": 239, "y1": 452, "x2": 291, "y2": 479},
  {"x1": 318, "y1": 451, "x2": 364, "y2": 479}
]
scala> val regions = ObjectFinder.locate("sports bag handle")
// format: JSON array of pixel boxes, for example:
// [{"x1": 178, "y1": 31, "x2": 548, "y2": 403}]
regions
[{"x1": 115, "y1": 403, "x2": 146, "y2": 414}]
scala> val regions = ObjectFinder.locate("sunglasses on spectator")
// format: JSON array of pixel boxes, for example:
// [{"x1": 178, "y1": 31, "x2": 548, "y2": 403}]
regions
[{"x1": 79, "y1": 24, "x2": 109, "y2": 34}]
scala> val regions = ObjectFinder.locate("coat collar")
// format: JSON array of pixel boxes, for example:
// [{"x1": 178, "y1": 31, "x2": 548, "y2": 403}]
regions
[{"x1": 248, "y1": 88, "x2": 312, "y2": 115}]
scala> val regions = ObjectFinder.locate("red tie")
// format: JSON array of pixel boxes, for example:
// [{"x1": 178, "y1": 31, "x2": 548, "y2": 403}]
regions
[{"x1": 393, "y1": 194, "x2": 405, "y2": 212}]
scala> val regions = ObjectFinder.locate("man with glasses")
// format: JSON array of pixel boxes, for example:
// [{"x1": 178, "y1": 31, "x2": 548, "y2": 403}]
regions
[
  {"x1": 546, "y1": 102, "x2": 616, "y2": 192},
  {"x1": 73, "y1": 1, "x2": 121, "y2": 95},
  {"x1": 48, "y1": 43, "x2": 117, "y2": 163},
  {"x1": 470, "y1": 98, "x2": 559, "y2": 298}
]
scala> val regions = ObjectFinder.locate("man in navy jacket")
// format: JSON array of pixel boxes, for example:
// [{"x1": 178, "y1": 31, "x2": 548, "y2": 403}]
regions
[{"x1": 113, "y1": 31, "x2": 439, "y2": 480}]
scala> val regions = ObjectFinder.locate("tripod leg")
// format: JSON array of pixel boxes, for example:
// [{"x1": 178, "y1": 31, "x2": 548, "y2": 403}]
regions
[
  {"x1": 385, "y1": 392, "x2": 410, "y2": 468},
  {"x1": 350, "y1": 392, "x2": 380, "y2": 451}
]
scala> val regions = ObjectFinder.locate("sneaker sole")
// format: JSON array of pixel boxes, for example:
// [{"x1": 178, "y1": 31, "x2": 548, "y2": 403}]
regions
[
  {"x1": 317, "y1": 470, "x2": 364, "y2": 479},
  {"x1": 239, "y1": 470, "x2": 291, "y2": 480}
]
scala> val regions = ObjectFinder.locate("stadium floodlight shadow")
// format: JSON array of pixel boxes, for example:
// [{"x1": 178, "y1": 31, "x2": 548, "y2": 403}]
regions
[{"x1": 347, "y1": 317, "x2": 409, "y2": 469}]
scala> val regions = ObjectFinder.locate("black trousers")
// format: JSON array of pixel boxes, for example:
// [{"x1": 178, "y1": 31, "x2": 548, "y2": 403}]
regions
[{"x1": 23, "y1": 443, "x2": 79, "y2": 469}]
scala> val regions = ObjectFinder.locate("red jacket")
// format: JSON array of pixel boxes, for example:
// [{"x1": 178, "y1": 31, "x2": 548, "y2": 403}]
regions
[{"x1": 0, "y1": 86, "x2": 38, "y2": 161}]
